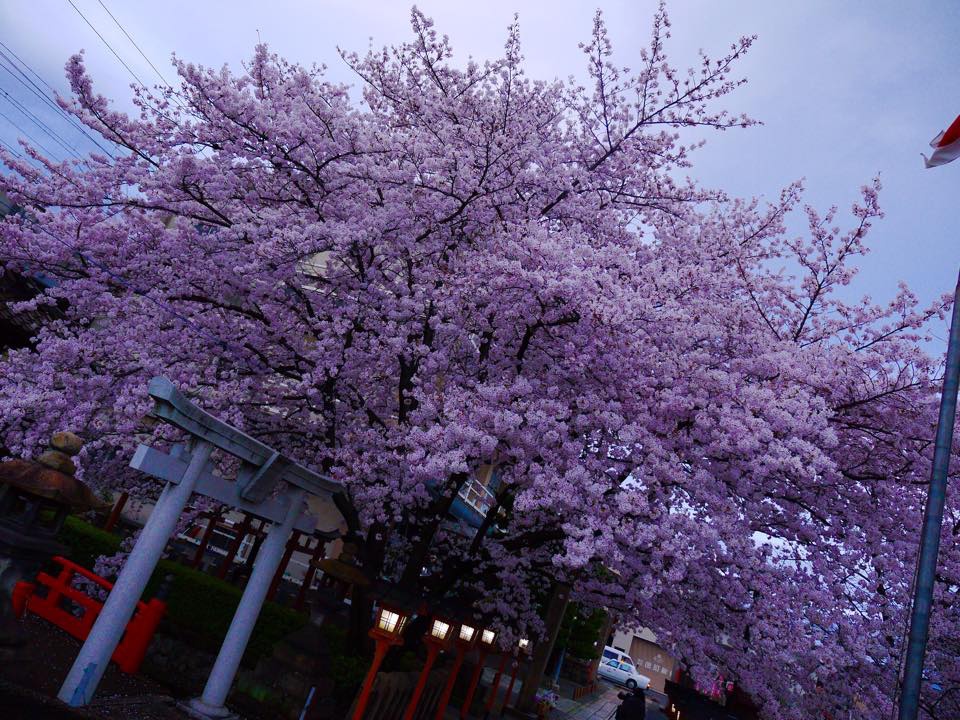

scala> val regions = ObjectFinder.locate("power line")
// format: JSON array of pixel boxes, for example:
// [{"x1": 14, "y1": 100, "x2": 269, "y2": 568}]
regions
[
  {"x1": 0, "y1": 54, "x2": 71, "y2": 123},
  {"x1": 0, "y1": 43, "x2": 117, "y2": 159},
  {"x1": 0, "y1": 108, "x2": 63, "y2": 161},
  {"x1": 66, "y1": 0, "x2": 150, "y2": 91},
  {"x1": 0, "y1": 41, "x2": 66, "y2": 99},
  {"x1": 0, "y1": 86, "x2": 85, "y2": 160},
  {"x1": 0, "y1": 136, "x2": 23, "y2": 158},
  {"x1": 96, "y1": 0, "x2": 172, "y2": 87},
  {"x1": 65, "y1": 0, "x2": 184, "y2": 131}
]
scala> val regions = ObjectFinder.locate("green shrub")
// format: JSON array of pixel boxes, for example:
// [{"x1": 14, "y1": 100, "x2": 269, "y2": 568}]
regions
[
  {"x1": 321, "y1": 624, "x2": 369, "y2": 704},
  {"x1": 147, "y1": 560, "x2": 308, "y2": 664},
  {"x1": 58, "y1": 515, "x2": 121, "y2": 568}
]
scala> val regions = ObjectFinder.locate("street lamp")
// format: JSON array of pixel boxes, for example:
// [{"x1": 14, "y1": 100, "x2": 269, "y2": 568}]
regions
[
  {"x1": 351, "y1": 601, "x2": 410, "y2": 720},
  {"x1": 434, "y1": 619, "x2": 479, "y2": 720},
  {"x1": 501, "y1": 637, "x2": 531, "y2": 714},
  {"x1": 401, "y1": 614, "x2": 455, "y2": 720},
  {"x1": 461, "y1": 626, "x2": 498, "y2": 718}
]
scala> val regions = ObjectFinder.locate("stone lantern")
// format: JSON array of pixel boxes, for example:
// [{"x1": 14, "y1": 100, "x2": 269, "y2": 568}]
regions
[{"x1": 0, "y1": 432, "x2": 108, "y2": 651}]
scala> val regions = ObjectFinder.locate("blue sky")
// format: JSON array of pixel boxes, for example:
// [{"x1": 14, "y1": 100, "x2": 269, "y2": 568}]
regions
[{"x1": 2, "y1": 0, "x2": 959, "y2": 348}]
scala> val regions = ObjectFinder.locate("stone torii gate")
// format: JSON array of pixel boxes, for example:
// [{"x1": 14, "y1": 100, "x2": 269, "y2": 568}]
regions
[{"x1": 58, "y1": 377, "x2": 342, "y2": 718}]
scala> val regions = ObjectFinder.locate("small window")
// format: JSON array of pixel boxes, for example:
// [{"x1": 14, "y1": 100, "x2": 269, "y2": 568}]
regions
[{"x1": 602, "y1": 649, "x2": 617, "y2": 660}]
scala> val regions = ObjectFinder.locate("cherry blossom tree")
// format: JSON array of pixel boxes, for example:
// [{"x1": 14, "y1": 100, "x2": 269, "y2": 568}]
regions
[{"x1": 0, "y1": 6, "x2": 955, "y2": 718}]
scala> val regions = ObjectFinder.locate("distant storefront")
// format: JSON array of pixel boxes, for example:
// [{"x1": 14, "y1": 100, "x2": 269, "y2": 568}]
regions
[{"x1": 609, "y1": 627, "x2": 677, "y2": 692}]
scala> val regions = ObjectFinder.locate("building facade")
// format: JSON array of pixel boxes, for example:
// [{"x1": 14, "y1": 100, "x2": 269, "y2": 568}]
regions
[{"x1": 610, "y1": 627, "x2": 677, "y2": 693}]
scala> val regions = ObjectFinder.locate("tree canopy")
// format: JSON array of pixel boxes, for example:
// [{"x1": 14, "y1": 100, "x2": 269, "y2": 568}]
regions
[{"x1": 0, "y1": 7, "x2": 956, "y2": 718}]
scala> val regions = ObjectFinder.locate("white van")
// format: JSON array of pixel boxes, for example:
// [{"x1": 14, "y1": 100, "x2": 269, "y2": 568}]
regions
[
  {"x1": 601, "y1": 645, "x2": 634, "y2": 665},
  {"x1": 598, "y1": 646, "x2": 651, "y2": 690}
]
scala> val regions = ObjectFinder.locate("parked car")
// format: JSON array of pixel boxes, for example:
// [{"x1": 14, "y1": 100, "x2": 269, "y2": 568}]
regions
[
  {"x1": 598, "y1": 657, "x2": 651, "y2": 690},
  {"x1": 602, "y1": 645, "x2": 635, "y2": 665}
]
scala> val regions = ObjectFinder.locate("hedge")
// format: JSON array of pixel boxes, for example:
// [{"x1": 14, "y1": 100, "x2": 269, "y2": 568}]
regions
[
  {"x1": 321, "y1": 624, "x2": 371, "y2": 704},
  {"x1": 146, "y1": 560, "x2": 308, "y2": 664},
  {"x1": 58, "y1": 515, "x2": 121, "y2": 568},
  {"x1": 56, "y1": 515, "x2": 308, "y2": 666}
]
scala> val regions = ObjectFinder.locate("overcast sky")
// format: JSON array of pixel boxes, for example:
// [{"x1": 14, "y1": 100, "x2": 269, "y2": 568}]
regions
[{"x1": 2, "y1": 1, "x2": 958, "y2": 349}]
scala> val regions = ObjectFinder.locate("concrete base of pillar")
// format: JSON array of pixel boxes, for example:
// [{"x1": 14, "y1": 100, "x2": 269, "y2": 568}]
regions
[{"x1": 179, "y1": 697, "x2": 237, "y2": 720}]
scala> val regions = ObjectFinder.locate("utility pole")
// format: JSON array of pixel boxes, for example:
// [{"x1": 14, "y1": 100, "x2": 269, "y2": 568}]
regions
[{"x1": 897, "y1": 271, "x2": 960, "y2": 720}]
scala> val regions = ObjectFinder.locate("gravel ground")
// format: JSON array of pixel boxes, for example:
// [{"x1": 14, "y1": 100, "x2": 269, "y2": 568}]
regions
[{"x1": 0, "y1": 615, "x2": 184, "y2": 720}]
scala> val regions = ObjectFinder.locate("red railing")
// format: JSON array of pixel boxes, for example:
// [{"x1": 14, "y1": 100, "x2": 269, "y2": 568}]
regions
[{"x1": 12, "y1": 555, "x2": 166, "y2": 674}]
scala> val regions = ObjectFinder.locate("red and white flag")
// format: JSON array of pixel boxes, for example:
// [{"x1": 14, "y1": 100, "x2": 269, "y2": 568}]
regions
[{"x1": 924, "y1": 113, "x2": 960, "y2": 168}]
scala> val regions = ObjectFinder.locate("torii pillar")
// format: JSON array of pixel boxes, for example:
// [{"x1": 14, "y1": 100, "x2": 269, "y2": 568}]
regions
[
  {"x1": 185, "y1": 489, "x2": 306, "y2": 719},
  {"x1": 58, "y1": 378, "x2": 341, "y2": 716},
  {"x1": 58, "y1": 440, "x2": 214, "y2": 706}
]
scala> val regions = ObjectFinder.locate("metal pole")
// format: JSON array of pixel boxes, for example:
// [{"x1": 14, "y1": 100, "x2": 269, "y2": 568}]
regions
[{"x1": 898, "y1": 271, "x2": 960, "y2": 720}]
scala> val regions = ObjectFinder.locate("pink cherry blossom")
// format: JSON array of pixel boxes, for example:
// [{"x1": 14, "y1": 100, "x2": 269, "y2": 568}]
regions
[{"x1": 0, "y1": 7, "x2": 954, "y2": 718}]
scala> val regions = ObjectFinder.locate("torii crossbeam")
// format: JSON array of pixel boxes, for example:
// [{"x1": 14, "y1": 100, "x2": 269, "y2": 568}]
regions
[{"x1": 58, "y1": 378, "x2": 343, "y2": 719}]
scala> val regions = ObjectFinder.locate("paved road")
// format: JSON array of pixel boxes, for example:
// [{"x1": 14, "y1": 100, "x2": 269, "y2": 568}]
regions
[{"x1": 552, "y1": 680, "x2": 667, "y2": 720}]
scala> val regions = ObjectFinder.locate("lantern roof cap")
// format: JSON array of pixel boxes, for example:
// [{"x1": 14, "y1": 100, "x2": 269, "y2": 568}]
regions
[
  {"x1": 0, "y1": 459, "x2": 108, "y2": 511},
  {"x1": 315, "y1": 557, "x2": 371, "y2": 587}
]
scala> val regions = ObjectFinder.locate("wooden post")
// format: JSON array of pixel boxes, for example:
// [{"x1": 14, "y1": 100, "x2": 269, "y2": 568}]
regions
[
  {"x1": 294, "y1": 537, "x2": 326, "y2": 611},
  {"x1": 102, "y1": 492, "x2": 128, "y2": 532},
  {"x1": 218, "y1": 513, "x2": 251, "y2": 580},
  {"x1": 191, "y1": 511, "x2": 220, "y2": 569},
  {"x1": 461, "y1": 648, "x2": 491, "y2": 719},
  {"x1": 483, "y1": 653, "x2": 508, "y2": 719},
  {"x1": 501, "y1": 657, "x2": 521, "y2": 714},
  {"x1": 267, "y1": 530, "x2": 301, "y2": 601},
  {"x1": 434, "y1": 645, "x2": 467, "y2": 720},
  {"x1": 402, "y1": 642, "x2": 442, "y2": 720},
  {"x1": 351, "y1": 638, "x2": 392, "y2": 720},
  {"x1": 241, "y1": 519, "x2": 268, "y2": 582}
]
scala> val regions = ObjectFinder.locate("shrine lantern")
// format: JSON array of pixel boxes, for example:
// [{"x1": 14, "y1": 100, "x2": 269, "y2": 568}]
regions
[
  {"x1": 402, "y1": 613, "x2": 456, "y2": 720},
  {"x1": 372, "y1": 602, "x2": 409, "y2": 640},
  {"x1": 351, "y1": 595, "x2": 413, "y2": 720},
  {"x1": 461, "y1": 625, "x2": 500, "y2": 718},
  {"x1": 0, "y1": 432, "x2": 107, "y2": 568},
  {"x1": 434, "y1": 618, "x2": 481, "y2": 720}
]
